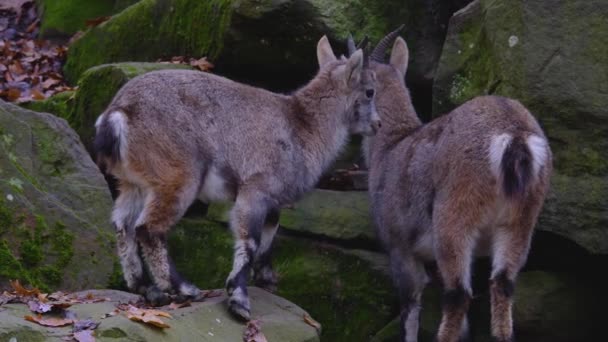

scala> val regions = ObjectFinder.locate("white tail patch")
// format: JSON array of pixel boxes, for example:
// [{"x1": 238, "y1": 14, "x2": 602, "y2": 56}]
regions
[
  {"x1": 488, "y1": 133, "x2": 513, "y2": 177},
  {"x1": 107, "y1": 110, "x2": 129, "y2": 160},
  {"x1": 527, "y1": 135, "x2": 548, "y2": 176}
]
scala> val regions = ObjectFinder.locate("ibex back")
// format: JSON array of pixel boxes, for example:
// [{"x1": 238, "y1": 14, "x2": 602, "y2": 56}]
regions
[
  {"x1": 360, "y1": 30, "x2": 552, "y2": 342},
  {"x1": 94, "y1": 36, "x2": 379, "y2": 320}
]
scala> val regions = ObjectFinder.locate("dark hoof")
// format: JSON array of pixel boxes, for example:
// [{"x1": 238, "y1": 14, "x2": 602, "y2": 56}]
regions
[
  {"x1": 145, "y1": 286, "x2": 171, "y2": 307},
  {"x1": 227, "y1": 289, "x2": 251, "y2": 321}
]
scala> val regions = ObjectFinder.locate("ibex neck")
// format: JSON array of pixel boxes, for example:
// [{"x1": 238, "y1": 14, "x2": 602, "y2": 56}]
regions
[
  {"x1": 364, "y1": 84, "x2": 422, "y2": 165},
  {"x1": 291, "y1": 82, "x2": 349, "y2": 190}
]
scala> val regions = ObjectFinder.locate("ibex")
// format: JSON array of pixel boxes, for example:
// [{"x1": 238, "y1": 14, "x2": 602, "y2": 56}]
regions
[
  {"x1": 357, "y1": 29, "x2": 552, "y2": 342},
  {"x1": 94, "y1": 36, "x2": 380, "y2": 320}
]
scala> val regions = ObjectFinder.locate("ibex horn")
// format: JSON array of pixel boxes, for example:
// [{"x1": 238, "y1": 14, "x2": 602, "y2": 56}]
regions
[
  {"x1": 347, "y1": 34, "x2": 357, "y2": 55},
  {"x1": 370, "y1": 24, "x2": 405, "y2": 63}
]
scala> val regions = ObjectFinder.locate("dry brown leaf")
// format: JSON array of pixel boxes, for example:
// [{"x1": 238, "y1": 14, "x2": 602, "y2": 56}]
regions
[
  {"x1": 126, "y1": 305, "x2": 172, "y2": 328},
  {"x1": 243, "y1": 320, "x2": 268, "y2": 342},
  {"x1": 190, "y1": 57, "x2": 214, "y2": 72},
  {"x1": 73, "y1": 330, "x2": 95, "y2": 342},
  {"x1": 303, "y1": 313, "x2": 321, "y2": 332},
  {"x1": 167, "y1": 300, "x2": 191, "y2": 310},
  {"x1": 24, "y1": 314, "x2": 74, "y2": 327},
  {"x1": 85, "y1": 16, "x2": 111, "y2": 28},
  {"x1": 31, "y1": 87, "x2": 45, "y2": 100},
  {"x1": 7, "y1": 88, "x2": 21, "y2": 101}
]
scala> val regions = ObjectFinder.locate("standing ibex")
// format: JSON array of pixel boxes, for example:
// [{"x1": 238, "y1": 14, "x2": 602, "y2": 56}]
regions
[
  {"x1": 94, "y1": 36, "x2": 380, "y2": 320},
  {"x1": 357, "y1": 29, "x2": 552, "y2": 342}
]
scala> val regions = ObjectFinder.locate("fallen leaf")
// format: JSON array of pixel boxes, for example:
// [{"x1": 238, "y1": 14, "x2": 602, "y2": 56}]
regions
[
  {"x1": 0, "y1": 291, "x2": 17, "y2": 306},
  {"x1": 27, "y1": 300, "x2": 53, "y2": 313},
  {"x1": 73, "y1": 330, "x2": 95, "y2": 342},
  {"x1": 6, "y1": 88, "x2": 21, "y2": 101},
  {"x1": 243, "y1": 320, "x2": 268, "y2": 342},
  {"x1": 126, "y1": 305, "x2": 172, "y2": 328},
  {"x1": 168, "y1": 300, "x2": 191, "y2": 310},
  {"x1": 24, "y1": 314, "x2": 74, "y2": 327},
  {"x1": 31, "y1": 87, "x2": 45, "y2": 100},
  {"x1": 303, "y1": 313, "x2": 321, "y2": 332},
  {"x1": 190, "y1": 57, "x2": 214, "y2": 71},
  {"x1": 201, "y1": 289, "x2": 223, "y2": 299},
  {"x1": 85, "y1": 16, "x2": 111, "y2": 28}
]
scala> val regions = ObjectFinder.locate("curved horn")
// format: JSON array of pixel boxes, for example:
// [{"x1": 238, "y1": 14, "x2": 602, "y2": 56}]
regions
[
  {"x1": 357, "y1": 35, "x2": 369, "y2": 50},
  {"x1": 347, "y1": 33, "x2": 357, "y2": 56},
  {"x1": 370, "y1": 24, "x2": 405, "y2": 62}
]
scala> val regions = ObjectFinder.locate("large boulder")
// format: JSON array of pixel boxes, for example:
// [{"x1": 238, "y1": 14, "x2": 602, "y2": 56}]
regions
[
  {"x1": 371, "y1": 271, "x2": 606, "y2": 342},
  {"x1": 62, "y1": 0, "x2": 473, "y2": 99},
  {"x1": 167, "y1": 217, "x2": 398, "y2": 341},
  {"x1": 0, "y1": 100, "x2": 115, "y2": 291},
  {"x1": 37, "y1": 0, "x2": 140, "y2": 39},
  {"x1": 0, "y1": 288, "x2": 320, "y2": 341},
  {"x1": 432, "y1": 0, "x2": 608, "y2": 254}
]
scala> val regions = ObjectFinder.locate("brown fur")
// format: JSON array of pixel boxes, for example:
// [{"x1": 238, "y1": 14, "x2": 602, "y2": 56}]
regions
[
  {"x1": 94, "y1": 36, "x2": 380, "y2": 319},
  {"x1": 364, "y1": 36, "x2": 552, "y2": 342}
]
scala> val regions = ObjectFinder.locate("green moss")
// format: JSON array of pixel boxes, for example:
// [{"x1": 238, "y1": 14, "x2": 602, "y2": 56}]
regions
[
  {"x1": 99, "y1": 327, "x2": 129, "y2": 338},
  {"x1": 169, "y1": 217, "x2": 397, "y2": 341},
  {"x1": 20, "y1": 91, "x2": 75, "y2": 121},
  {"x1": 107, "y1": 258, "x2": 127, "y2": 290},
  {"x1": 0, "y1": 198, "x2": 75, "y2": 291},
  {"x1": 38, "y1": 0, "x2": 117, "y2": 38},
  {"x1": 64, "y1": 0, "x2": 233, "y2": 82}
]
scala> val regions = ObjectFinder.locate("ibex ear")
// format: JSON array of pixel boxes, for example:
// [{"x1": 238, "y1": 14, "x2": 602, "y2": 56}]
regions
[
  {"x1": 345, "y1": 49, "x2": 364, "y2": 87},
  {"x1": 317, "y1": 35, "x2": 337, "y2": 68},
  {"x1": 389, "y1": 37, "x2": 409, "y2": 77}
]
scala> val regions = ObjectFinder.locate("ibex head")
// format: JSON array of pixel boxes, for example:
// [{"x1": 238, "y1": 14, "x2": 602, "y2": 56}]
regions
[{"x1": 316, "y1": 35, "x2": 381, "y2": 136}]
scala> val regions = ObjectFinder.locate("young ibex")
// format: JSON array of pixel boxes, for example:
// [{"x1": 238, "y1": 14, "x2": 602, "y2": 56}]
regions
[
  {"x1": 94, "y1": 36, "x2": 380, "y2": 320},
  {"x1": 358, "y1": 30, "x2": 552, "y2": 342}
]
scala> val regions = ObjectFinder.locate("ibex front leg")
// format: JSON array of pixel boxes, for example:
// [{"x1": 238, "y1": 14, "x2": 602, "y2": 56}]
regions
[{"x1": 226, "y1": 189, "x2": 272, "y2": 320}]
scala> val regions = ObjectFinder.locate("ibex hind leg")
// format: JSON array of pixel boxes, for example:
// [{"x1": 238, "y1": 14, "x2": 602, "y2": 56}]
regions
[
  {"x1": 135, "y1": 177, "x2": 202, "y2": 306},
  {"x1": 112, "y1": 183, "x2": 147, "y2": 293},
  {"x1": 490, "y1": 203, "x2": 540, "y2": 342},
  {"x1": 225, "y1": 188, "x2": 273, "y2": 320},
  {"x1": 389, "y1": 251, "x2": 428, "y2": 342},
  {"x1": 253, "y1": 208, "x2": 280, "y2": 292},
  {"x1": 434, "y1": 204, "x2": 479, "y2": 342}
]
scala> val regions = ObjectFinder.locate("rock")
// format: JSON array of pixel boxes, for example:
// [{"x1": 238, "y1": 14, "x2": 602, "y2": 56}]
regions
[
  {"x1": 167, "y1": 217, "x2": 397, "y2": 341},
  {"x1": 0, "y1": 288, "x2": 319, "y2": 341},
  {"x1": 37, "y1": 0, "x2": 139, "y2": 39},
  {"x1": 432, "y1": 0, "x2": 608, "y2": 254},
  {"x1": 371, "y1": 271, "x2": 606, "y2": 342},
  {"x1": 280, "y1": 189, "x2": 375, "y2": 242},
  {"x1": 206, "y1": 189, "x2": 376, "y2": 243},
  {"x1": 0, "y1": 100, "x2": 114, "y2": 291},
  {"x1": 22, "y1": 63, "x2": 191, "y2": 155},
  {"x1": 63, "y1": 0, "x2": 473, "y2": 98}
]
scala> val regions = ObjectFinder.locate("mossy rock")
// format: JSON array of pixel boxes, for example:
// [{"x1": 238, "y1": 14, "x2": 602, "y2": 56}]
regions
[
  {"x1": 371, "y1": 271, "x2": 606, "y2": 342},
  {"x1": 432, "y1": 0, "x2": 608, "y2": 254},
  {"x1": 69, "y1": 62, "x2": 192, "y2": 152},
  {"x1": 0, "y1": 289, "x2": 319, "y2": 342},
  {"x1": 36, "y1": 0, "x2": 140, "y2": 39},
  {"x1": 167, "y1": 217, "x2": 398, "y2": 341},
  {"x1": 0, "y1": 100, "x2": 114, "y2": 291},
  {"x1": 205, "y1": 189, "x2": 376, "y2": 243},
  {"x1": 63, "y1": 0, "x2": 472, "y2": 96},
  {"x1": 20, "y1": 91, "x2": 75, "y2": 121}
]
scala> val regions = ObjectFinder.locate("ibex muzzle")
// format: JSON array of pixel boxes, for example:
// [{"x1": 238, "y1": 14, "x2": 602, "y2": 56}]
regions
[{"x1": 94, "y1": 35, "x2": 378, "y2": 320}]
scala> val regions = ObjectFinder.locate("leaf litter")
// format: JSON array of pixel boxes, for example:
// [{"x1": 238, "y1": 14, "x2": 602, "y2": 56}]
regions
[{"x1": 0, "y1": 0, "x2": 74, "y2": 103}]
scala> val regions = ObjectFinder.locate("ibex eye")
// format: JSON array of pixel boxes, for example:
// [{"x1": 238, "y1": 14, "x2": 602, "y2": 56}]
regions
[{"x1": 366, "y1": 89, "x2": 375, "y2": 98}]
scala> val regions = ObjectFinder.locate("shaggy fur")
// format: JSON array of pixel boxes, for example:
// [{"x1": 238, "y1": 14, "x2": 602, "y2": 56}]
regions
[
  {"x1": 95, "y1": 36, "x2": 380, "y2": 320},
  {"x1": 364, "y1": 36, "x2": 552, "y2": 342}
]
